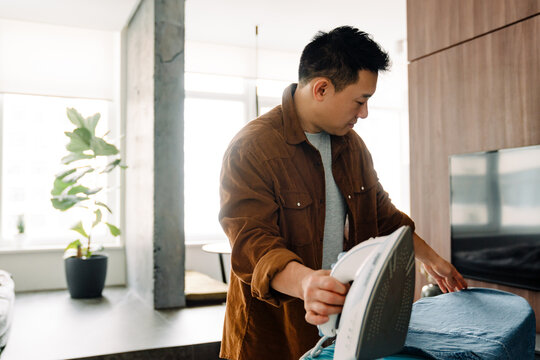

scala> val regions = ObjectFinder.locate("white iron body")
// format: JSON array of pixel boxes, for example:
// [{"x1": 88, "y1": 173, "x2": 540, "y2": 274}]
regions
[{"x1": 317, "y1": 226, "x2": 415, "y2": 360}]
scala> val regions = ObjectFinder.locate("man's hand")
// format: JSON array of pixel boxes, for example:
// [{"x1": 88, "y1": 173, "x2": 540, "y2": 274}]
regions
[
  {"x1": 301, "y1": 270, "x2": 349, "y2": 325},
  {"x1": 413, "y1": 232, "x2": 468, "y2": 293},
  {"x1": 423, "y1": 258, "x2": 468, "y2": 293},
  {"x1": 271, "y1": 262, "x2": 349, "y2": 325}
]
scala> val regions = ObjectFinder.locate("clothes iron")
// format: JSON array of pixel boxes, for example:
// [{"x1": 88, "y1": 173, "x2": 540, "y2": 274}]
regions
[{"x1": 302, "y1": 226, "x2": 415, "y2": 360}]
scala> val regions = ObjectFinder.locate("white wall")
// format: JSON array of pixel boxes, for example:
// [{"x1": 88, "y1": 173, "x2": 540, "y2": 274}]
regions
[
  {"x1": 0, "y1": 247, "x2": 126, "y2": 292},
  {"x1": 185, "y1": 244, "x2": 231, "y2": 283}
]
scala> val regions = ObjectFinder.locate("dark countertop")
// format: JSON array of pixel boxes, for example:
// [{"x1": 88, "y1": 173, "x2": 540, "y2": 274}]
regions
[{"x1": 0, "y1": 287, "x2": 225, "y2": 360}]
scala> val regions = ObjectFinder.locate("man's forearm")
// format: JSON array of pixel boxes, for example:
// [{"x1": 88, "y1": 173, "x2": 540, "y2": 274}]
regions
[
  {"x1": 270, "y1": 261, "x2": 314, "y2": 300},
  {"x1": 412, "y1": 232, "x2": 440, "y2": 265}
]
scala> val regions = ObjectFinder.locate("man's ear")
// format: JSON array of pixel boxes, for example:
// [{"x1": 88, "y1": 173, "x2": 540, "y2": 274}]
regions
[{"x1": 312, "y1": 78, "x2": 332, "y2": 101}]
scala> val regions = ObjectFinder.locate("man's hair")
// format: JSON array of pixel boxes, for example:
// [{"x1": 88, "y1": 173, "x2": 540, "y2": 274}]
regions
[{"x1": 298, "y1": 26, "x2": 390, "y2": 92}]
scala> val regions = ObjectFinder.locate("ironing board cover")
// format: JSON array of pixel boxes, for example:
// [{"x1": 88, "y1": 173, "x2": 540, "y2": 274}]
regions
[{"x1": 302, "y1": 288, "x2": 536, "y2": 359}]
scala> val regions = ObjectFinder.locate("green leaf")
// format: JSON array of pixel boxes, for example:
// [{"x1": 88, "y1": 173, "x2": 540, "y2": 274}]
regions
[
  {"x1": 71, "y1": 221, "x2": 89, "y2": 239},
  {"x1": 93, "y1": 209, "x2": 102, "y2": 228},
  {"x1": 67, "y1": 185, "x2": 101, "y2": 196},
  {"x1": 85, "y1": 113, "x2": 100, "y2": 135},
  {"x1": 102, "y1": 159, "x2": 121, "y2": 173},
  {"x1": 66, "y1": 108, "x2": 85, "y2": 128},
  {"x1": 96, "y1": 201, "x2": 112, "y2": 213},
  {"x1": 90, "y1": 137, "x2": 119, "y2": 156},
  {"x1": 55, "y1": 168, "x2": 76, "y2": 180},
  {"x1": 105, "y1": 222, "x2": 121, "y2": 236},
  {"x1": 63, "y1": 167, "x2": 94, "y2": 183},
  {"x1": 65, "y1": 239, "x2": 82, "y2": 252},
  {"x1": 66, "y1": 128, "x2": 92, "y2": 152},
  {"x1": 51, "y1": 177, "x2": 75, "y2": 196},
  {"x1": 85, "y1": 187, "x2": 102, "y2": 195},
  {"x1": 67, "y1": 185, "x2": 89, "y2": 195},
  {"x1": 61, "y1": 152, "x2": 94, "y2": 165},
  {"x1": 64, "y1": 240, "x2": 82, "y2": 258},
  {"x1": 51, "y1": 195, "x2": 89, "y2": 211}
]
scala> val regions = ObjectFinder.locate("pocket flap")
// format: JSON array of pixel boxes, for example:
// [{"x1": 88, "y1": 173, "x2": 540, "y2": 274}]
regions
[
  {"x1": 280, "y1": 191, "x2": 313, "y2": 209},
  {"x1": 354, "y1": 171, "x2": 378, "y2": 193}
]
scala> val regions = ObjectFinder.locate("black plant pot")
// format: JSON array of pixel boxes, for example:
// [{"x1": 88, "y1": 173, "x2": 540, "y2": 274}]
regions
[{"x1": 65, "y1": 255, "x2": 108, "y2": 299}]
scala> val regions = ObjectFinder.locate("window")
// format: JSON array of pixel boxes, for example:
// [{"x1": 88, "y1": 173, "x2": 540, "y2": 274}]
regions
[
  {"x1": 0, "y1": 94, "x2": 120, "y2": 248},
  {"x1": 0, "y1": 19, "x2": 121, "y2": 250},
  {"x1": 183, "y1": 74, "x2": 287, "y2": 244},
  {"x1": 355, "y1": 108, "x2": 409, "y2": 213},
  {"x1": 184, "y1": 73, "x2": 260, "y2": 244},
  {"x1": 184, "y1": 97, "x2": 245, "y2": 243}
]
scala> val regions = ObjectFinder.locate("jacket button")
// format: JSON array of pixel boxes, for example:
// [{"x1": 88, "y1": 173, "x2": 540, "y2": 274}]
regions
[
  {"x1": 297, "y1": 202, "x2": 301, "y2": 207},
  {"x1": 347, "y1": 195, "x2": 352, "y2": 199},
  {"x1": 361, "y1": 186, "x2": 365, "y2": 191}
]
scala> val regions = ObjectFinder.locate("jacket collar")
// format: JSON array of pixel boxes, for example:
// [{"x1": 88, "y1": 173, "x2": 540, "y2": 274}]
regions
[{"x1": 282, "y1": 84, "x2": 308, "y2": 145}]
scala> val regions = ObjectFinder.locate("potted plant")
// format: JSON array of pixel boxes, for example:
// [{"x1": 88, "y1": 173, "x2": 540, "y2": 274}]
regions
[{"x1": 51, "y1": 108, "x2": 124, "y2": 298}]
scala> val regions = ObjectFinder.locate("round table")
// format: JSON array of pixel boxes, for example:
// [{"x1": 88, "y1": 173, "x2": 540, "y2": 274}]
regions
[{"x1": 202, "y1": 242, "x2": 232, "y2": 283}]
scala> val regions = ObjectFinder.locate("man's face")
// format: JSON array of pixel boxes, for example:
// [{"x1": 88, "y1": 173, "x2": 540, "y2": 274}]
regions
[{"x1": 309, "y1": 70, "x2": 378, "y2": 136}]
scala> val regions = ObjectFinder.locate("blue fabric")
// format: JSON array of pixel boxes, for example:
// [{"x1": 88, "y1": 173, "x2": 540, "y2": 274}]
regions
[
  {"x1": 301, "y1": 343, "x2": 424, "y2": 359},
  {"x1": 401, "y1": 288, "x2": 535, "y2": 359},
  {"x1": 302, "y1": 288, "x2": 535, "y2": 360}
]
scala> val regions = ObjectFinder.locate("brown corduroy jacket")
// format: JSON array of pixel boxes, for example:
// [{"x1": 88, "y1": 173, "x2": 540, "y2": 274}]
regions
[{"x1": 218, "y1": 84, "x2": 415, "y2": 360}]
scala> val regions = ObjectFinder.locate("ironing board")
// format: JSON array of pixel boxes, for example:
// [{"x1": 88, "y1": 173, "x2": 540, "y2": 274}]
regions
[{"x1": 303, "y1": 288, "x2": 536, "y2": 359}]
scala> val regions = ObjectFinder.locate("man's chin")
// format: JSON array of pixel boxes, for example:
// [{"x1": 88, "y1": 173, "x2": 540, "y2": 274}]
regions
[{"x1": 334, "y1": 128, "x2": 351, "y2": 136}]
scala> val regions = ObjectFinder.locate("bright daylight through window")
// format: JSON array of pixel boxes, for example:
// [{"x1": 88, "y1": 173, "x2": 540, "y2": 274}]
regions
[
  {"x1": 0, "y1": 19, "x2": 120, "y2": 250},
  {"x1": 183, "y1": 73, "x2": 286, "y2": 244},
  {"x1": 0, "y1": 95, "x2": 120, "y2": 248}
]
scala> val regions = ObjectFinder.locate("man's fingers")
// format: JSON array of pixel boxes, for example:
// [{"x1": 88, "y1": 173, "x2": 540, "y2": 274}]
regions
[
  {"x1": 314, "y1": 288, "x2": 347, "y2": 306},
  {"x1": 317, "y1": 276, "x2": 349, "y2": 295},
  {"x1": 305, "y1": 311, "x2": 329, "y2": 326},
  {"x1": 424, "y1": 262, "x2": 469, "y2": 293},
  {"x1": 437, "y1": 278, "x2": 449, "y2": 293},
  {"x1": 455, "y1": 271, "x2": 468, "y2": 290},
  {"x1": 307, "y1": 300, "x2": 343, "y2": 317}
]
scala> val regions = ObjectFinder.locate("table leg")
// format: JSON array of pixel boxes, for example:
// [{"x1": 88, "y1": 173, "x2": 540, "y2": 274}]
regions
[{"x1": 218, "y1": 253, "x2": 227, "y2": 284}]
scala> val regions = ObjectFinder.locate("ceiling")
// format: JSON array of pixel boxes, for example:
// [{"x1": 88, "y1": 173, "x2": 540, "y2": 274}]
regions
[
  {"x1": 185, "y1": 0, "x2": 407, "y2": 54},
  {"x1": 0, "y1": 0, "x2": 140, "y2": 31},
  {"x1": 0, "y1": 0, "x2": 407, "y2": 54}
]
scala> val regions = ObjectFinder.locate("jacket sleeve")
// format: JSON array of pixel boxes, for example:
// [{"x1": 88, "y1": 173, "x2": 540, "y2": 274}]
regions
[{"x1": 219, "y1": 142, "x2": 303, "y2": 307}]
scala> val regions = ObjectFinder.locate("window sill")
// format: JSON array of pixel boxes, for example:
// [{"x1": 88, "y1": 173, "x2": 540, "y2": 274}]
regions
[
  {"x1": 0, "y1": 243, "x2": 123, "y2": 255},
  {"x1": 0, "y1": 246, "x2": 126, "y2": 292}
]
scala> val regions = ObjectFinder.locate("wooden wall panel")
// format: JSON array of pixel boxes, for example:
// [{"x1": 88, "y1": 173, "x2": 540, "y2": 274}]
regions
[
  {"x1": 407, "y1": 0, "x2": 539, "y2": 61},
  {"x1": 409, "y1": 15, "x2": 540, "y2": 331}
]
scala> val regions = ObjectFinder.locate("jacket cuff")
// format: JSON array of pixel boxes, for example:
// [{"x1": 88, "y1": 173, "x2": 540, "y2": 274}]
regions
[{"x1": 251, "y1": 248, "x2": 303, "y2": 307}]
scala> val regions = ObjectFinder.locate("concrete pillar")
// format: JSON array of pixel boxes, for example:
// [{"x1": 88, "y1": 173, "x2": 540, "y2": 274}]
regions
[{"x1": 125, "y1": 0, "x2": 185, "y2": 309}]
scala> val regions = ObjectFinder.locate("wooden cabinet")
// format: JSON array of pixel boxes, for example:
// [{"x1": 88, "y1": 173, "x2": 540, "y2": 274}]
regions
[
  {"x1": 408, "y1": 2, "x2": 540, "y2": 331},
  {"x1": 407, "y1": 0, "x2": 539, "y2": 60}
]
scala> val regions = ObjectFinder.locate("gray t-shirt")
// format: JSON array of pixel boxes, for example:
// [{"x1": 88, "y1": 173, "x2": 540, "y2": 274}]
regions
[{"x1": 305, "y1": 131, "x2": 346, "y2": 269}]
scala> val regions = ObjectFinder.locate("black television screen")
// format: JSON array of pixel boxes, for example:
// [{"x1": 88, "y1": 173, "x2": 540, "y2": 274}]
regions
[{"x1": 450, "y1": 145, "x2": 540, "y2": 291}]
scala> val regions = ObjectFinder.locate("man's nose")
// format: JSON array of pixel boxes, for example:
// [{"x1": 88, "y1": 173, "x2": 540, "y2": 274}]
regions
[{"x1": 357, "y1": 103, "x2": 368, "y2": 119}]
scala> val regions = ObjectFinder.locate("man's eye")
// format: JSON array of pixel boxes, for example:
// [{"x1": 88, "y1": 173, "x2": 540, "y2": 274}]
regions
[{"x1": 357, "y1": 101, "x2": 365, "y2": 106}]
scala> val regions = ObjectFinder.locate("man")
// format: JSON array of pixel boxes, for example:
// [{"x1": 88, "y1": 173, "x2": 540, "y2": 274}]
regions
[{"x1": 218, "y1": 26, "x2": 467, "y2": 360}]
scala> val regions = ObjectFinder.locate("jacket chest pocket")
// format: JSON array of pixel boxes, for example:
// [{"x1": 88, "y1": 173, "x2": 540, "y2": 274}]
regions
[
  {"x1": 278, "y1": 190, "x2": 315, "y2": 246},
  {"x1": 350, "y1": 174, "x2": 378, "y2": 224}
]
